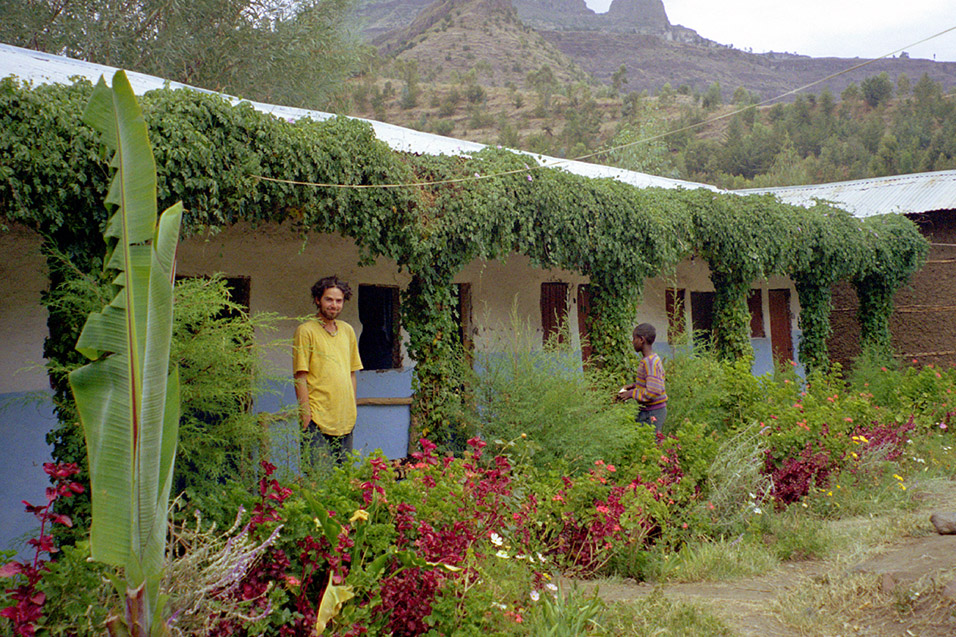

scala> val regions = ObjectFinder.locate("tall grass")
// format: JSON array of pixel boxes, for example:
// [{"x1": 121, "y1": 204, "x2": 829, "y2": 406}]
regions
[{"x1": 473, "y1": 308, "x2": 635, "y2": 472}]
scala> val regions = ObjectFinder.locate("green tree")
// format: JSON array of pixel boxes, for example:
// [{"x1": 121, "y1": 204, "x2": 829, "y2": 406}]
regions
[
  {"x1": 861, "y1": 73, "x2": 893, "y2": 108},
  {"x1": 870, "y1": 133, "x2": 900, "y2": 176},
  {"x1": 731, "y1": 86, "x2": 752, "y2": 105},
  {"x1": 841, "y1": 82, "x2": 862, "y2": 103},
  {"x1": 526, "y1": 65, "x2": 557, "y2": 112},
  {"x1": 605, "y1": 103, "x2": 677, "y2": 177},
  {"x1": 913, "y1": 73, "x2": 943, "y2": 114},
  {"x1": 1, "y1": 0, "x2": 365, "y2": 110},
  {"x1": 398, "y1": 61, "x2": 421, "y2": 110},
  {"x1": 611, "y1": 64, "x2": 628, "y2": 95},
  {"x1": 897, "y1": 72, "x2": 911, "y2": 97},
  {"x1": 561, "y1": 98, "x2": 603, "y2": 155},
  {"x1": 701, "y1": 81, "x2": 723, "y2": 110},
  {"x1": 658, "y1": 83, "x2": 676, "y2": 106}
]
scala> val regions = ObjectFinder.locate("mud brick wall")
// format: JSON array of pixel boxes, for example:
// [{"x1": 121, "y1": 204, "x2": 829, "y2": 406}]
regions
[{"x1": 828, "y1": 209, "x2": 956, "y2": 370}]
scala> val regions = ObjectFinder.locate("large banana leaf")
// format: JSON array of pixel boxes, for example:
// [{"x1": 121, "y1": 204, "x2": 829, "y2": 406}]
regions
[{"x1": 68, "y1": 70, "x2": 182, "y2": 594}]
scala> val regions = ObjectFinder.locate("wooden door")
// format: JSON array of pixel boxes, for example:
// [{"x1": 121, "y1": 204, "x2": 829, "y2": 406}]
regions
[
  {"x1": 541, "y1": 282, "x2": 570, "y2": 345},
  {"x1": 769, "y1": 288, "x2": 794, "y2": 363}
]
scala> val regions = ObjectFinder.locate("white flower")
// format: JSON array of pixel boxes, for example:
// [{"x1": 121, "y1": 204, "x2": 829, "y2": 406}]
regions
[
  {"x1": 537, "y1": 552, "x2": 547, "y2": 563},
  {"x1": 530, "y1": 590, "x2": 540, "y2": 602},
  {"x1": 490, "y1": 533, "x2": 503, "y2": 546},
  {"x1": 496, "y1": 550, "x2": 510, "y2": 559},
  {"x1": 491, "y1": 602, "x2": 507, "y2": 610},
  {"x1": 754, "y1": 507, "x2": 763, "y2": 515}
]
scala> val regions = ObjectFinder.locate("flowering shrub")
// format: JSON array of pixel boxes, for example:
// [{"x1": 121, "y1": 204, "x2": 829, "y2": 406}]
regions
[
  {"x1": 0, "y1": 463, "x2": 83, "y2": 636},
  {"x1": 764, "y1": 442, "x2": 834, "y2": 506},
  {"x1": 11, "y1": 356, "x2": 956, "y2": 635}
]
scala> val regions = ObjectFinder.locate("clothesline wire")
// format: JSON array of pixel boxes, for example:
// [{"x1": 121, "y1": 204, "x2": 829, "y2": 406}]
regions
[{"x1": 252, "y1": 24, "x2": 956, "y2": 191}]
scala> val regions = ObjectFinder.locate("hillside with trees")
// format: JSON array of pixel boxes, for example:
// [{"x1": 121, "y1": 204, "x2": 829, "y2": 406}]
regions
[
  {"x1": 4, "y1": 0, "x2": 956, "y2": 188},
  {"x1": 345, "y1": 58, "x2": 956, "y2": 188}
]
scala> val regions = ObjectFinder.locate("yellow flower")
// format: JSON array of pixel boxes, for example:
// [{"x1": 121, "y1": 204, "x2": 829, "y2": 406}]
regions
[
  {"x1": 349, "y1": 509, "x2": 369, "y2": 524},
  {"x1": 893, "y1": 474, "x2": 904, "y2": 482}
]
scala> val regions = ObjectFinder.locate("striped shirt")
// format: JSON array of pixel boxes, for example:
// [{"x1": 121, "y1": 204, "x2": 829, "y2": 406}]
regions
[{"x1": 631, "y1": 352, "x2": 667, "y2": 409}]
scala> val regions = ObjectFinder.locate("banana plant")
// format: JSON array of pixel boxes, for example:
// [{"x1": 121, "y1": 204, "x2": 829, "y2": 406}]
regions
[{"x1": 68, "y1": 70, "x2": 183, "y2": 636}]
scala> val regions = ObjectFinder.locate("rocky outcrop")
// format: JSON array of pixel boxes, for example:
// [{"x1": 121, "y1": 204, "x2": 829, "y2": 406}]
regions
[
  {"x1": 356, "y1": 0, "x2": 678, "y2": 40},
  {"x1": 605, "y1": 0, "x2": 669, "y2": 32},
  {"x1": 353, "y1": 0, "x2": 435, "y2": 41},
  {"x1": 512, "y1": 0, "x2": 672, "y2": 33}
]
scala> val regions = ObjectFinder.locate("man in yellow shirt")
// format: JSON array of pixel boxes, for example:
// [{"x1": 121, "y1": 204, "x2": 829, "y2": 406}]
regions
[{"x1": 294, "y1": 276, "x2": 363, "y2": 469}]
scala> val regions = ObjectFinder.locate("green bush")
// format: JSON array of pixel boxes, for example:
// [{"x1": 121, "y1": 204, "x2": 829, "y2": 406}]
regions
[
  {"x1": 171, "y1": 275, "x2": 286, "y2": 495},
  {"x1": 473, "y1": 324, "x2": 629, "y2": 473},
  {"x1": 42, "y1": 268, "x2": 286, "y2": 536}
]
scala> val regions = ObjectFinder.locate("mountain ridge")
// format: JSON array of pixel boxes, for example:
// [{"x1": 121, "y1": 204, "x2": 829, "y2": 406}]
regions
[{"x1": 354, "y1": 0, "x2": 956, "y2": 99}]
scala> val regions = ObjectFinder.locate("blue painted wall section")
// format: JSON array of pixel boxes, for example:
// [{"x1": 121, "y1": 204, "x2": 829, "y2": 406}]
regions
[
  {"x1": 254, "y1": 369, "x2": 413, "y2": 474},
  {"x1": 2, "y1": 338, "x2": 800, "y2": 555},
  {"x1": 354, "y1": 368, "x2": 413, "y2": 460},
  {"x1": 0, "y1": 392, "x2": 55, "y2": 558}
]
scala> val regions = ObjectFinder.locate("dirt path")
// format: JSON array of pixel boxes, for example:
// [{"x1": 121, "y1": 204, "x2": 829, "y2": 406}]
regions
[
  {"x1": 588, "y1": 534, "x2": 956, "y2": 635},
  {"x1": 578, "y1": 480, "x2": 956, "y2": 636}
]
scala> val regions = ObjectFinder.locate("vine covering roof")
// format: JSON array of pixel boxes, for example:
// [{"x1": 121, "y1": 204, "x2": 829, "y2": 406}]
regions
[{"x1": 0, "y1": 42, "x2": 713, "y2": 193}]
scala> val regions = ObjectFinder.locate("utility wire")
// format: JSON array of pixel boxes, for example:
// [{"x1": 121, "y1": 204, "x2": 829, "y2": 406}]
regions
[{"x1": 253, "y1": 24, "x2": 956, "y2": 191}]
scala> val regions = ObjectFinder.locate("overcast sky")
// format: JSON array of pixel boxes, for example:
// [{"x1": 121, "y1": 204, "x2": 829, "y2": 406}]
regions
[{"x1": 582, "y1": 0, "x2": 956, "y2": 62}]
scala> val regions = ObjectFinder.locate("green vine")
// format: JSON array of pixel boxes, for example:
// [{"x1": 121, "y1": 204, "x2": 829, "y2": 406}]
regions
[
  {"x1": 688, "y1": 191, "x2": 801, "y2": 360},
  {"x1": 852, "y1": 214, "x2": 928, "y2": 360},
  {"x1": 0, "y1": 77, "x2": 930, "y2": 458},
  {"x1": 789, "y1": 203, "x2": 867, "y2": 374}
]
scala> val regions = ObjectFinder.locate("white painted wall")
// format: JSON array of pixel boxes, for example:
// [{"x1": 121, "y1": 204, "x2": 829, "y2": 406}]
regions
[
  {"x1": 0, "y1": 225, "x2": 49, "y2": 394},
  {"x1": 176, "y1": 222, "x2": 414, "y2": 374},
  {"x1": 457, "y1": 255, "x2": 588, "y2": 352},
  {"x1": 0, "y1": 224, "x2": 804, "y2": 396}
]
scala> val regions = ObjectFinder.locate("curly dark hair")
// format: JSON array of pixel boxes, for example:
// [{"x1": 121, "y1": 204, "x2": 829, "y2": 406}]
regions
[
  {"x1": 311, "y1": 276, "x2": 352, "y2": 302},
  {"x1": 632, "y1": 322, "x2": 656, "y2": 345}
]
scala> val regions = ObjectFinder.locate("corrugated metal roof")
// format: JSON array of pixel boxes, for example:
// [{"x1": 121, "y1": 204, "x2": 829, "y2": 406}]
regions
[
  {"x1": 739, "y1": 170, "x2": 956, "y2": 218},
  {"x1": 0, "y1": 43, "x2": 714, "y2": 192}
]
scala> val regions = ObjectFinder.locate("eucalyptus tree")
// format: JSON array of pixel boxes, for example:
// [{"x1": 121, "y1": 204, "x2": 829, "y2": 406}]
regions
[{"x1": 0, "y1": 0, "x2": 367, "y2": 110}]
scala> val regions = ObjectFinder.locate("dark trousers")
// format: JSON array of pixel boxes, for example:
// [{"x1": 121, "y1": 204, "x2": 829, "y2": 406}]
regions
[
  {"x1": 302, "y1": 421, "x2": 353, "y2": 470},
  {"x1": 636, "y1": 405, "x2": 666, "y2": 434}
]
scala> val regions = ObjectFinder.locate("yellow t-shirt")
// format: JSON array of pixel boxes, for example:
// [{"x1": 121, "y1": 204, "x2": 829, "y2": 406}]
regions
[{"x1": 293, "y1": 319, "x2": 363, "y2": 436}]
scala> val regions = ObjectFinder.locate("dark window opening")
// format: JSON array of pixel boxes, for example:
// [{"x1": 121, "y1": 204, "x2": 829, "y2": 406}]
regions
[
  {"x1": 748, "y1": 289, "x2": 765, "y2": 337},
  {"x1": 541, "y1": 282, "x2": 570, "y2": 344},
  {"x1": 690, "y1": 291, "x2": 715, "y2": 341},
  {"x1": 358, "y1": 285, "x2": 401, "y2": 370},
  {"x1": 691, "y1": 289, "x2": 765, "y2": 343}
]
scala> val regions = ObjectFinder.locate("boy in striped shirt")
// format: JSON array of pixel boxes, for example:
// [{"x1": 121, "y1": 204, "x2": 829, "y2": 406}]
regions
[{"x1": 618, "y1": 323, "x2": 667, "y2": 433}]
